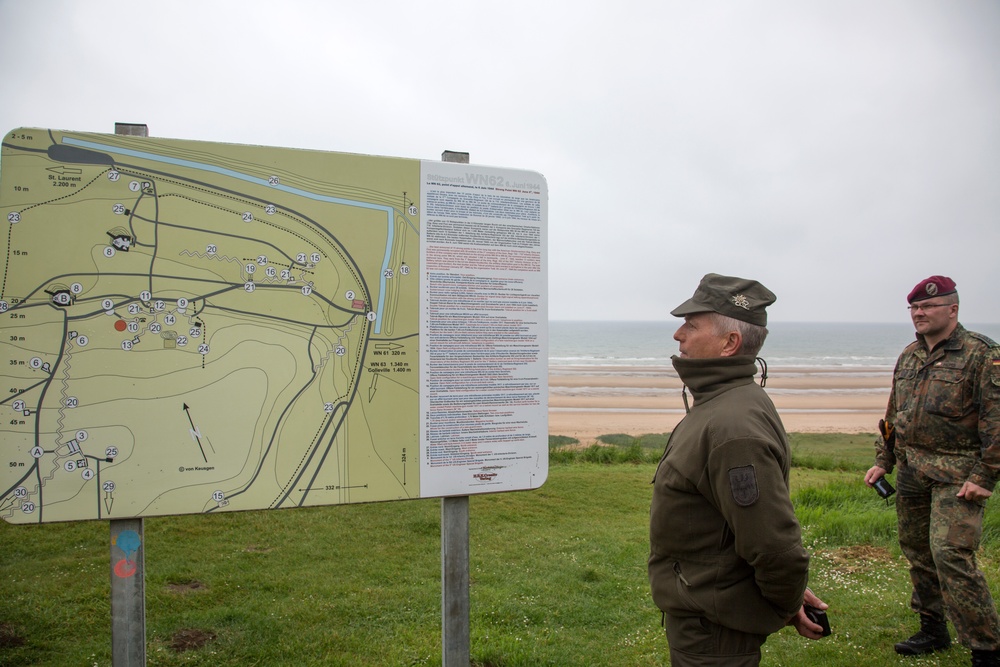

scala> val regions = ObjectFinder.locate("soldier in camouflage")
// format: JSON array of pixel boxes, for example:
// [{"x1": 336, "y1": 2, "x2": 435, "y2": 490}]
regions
[{"x1": 865, "y1": 275, "x2": 1000, "y2": 667}]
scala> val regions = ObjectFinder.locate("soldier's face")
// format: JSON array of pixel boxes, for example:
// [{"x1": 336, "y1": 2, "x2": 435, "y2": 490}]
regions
[
  {"x1": 674, "y1": 313, "x2": 729, "y2": 358},
  {"x1": 909, "y1": 300, "x2": 957, "y2": 339}
]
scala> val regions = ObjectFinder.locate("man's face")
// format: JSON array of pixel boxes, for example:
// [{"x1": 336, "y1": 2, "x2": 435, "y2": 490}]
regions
[
  {"x1": 909, "y1": 299, "x2": 957, "y2": 339},
  {"x1": 673, "y1": 313, "x2": 728, "y2": 358}
]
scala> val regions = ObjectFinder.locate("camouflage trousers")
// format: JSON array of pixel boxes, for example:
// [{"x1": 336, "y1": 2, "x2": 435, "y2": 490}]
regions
[{"x1": 897, "y1": 462, "x2": 1000, "y2": 650}]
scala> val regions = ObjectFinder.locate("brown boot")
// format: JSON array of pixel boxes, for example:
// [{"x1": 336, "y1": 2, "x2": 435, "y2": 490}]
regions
[{"x1": 893, "y1": 615, "x2": 951, "y2": 655}]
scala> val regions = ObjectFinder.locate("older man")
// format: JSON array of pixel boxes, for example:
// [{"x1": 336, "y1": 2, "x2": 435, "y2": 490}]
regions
[
  {"x1": 865, "y1": 275, "x2": 1000, "y2": 667},
  {"x1": 649, "y1": 273, "x2": 827, "y2": 667}
]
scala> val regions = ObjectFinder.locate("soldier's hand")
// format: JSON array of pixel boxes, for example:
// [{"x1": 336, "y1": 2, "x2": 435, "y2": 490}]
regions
[
  {"x1": 865, "y1": 466, "x2": 887, "y2": 486},
  {"x1": 789, "y1": 589, "x2": 829, "y2": 639},
  {"x1": 958, "y1": 481, "x2": 992, "y2": 503}
]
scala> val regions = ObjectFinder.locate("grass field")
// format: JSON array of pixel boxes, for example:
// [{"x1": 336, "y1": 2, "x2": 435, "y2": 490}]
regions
[{"x1": 2, "y1": 432, "x2": 999, "y2": 666}]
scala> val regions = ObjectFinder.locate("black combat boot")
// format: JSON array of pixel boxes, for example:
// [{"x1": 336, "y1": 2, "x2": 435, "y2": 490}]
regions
[
  {"x1": 894, "y1": 615, "x2": 951, "y2": 655},
  {"x1": 971, "y1": 649, "x2": 1000, "y2": 667}
]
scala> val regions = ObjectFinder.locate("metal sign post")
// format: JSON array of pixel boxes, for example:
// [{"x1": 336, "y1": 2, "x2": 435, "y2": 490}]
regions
[
  {"x1": 442, "y1": 495, "x2": 470, "y2": 666},
  {"x1": 440, "y1": 149, "x2": 471, "y2": 667},
  {"x1": 109, "y1": 121, "x2": 148, "y2": 667},
  {"x1": 110, "y1": 517, "x2": 146, "y2": 665}
]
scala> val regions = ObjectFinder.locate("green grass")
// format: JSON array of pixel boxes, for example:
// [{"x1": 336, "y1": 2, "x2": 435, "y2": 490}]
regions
[
  {"x1": 787, "y1": 432, "x2": 878, "y2": 471},
  {"x1": 2, "y1": 433, "x2": 998, "y2": 666},
  {"x1": 548, "y1": 433, "x2": 668, "y2": 465}
]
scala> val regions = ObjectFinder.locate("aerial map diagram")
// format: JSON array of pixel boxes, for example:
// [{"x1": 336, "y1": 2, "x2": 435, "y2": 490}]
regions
[{"x1": 0, "y1": 128, "x2": 426, "y2": 523}]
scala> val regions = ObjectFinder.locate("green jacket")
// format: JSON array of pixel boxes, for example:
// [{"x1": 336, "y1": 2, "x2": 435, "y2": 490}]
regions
[
  {"x1": 875, "y1": 323, "x2": 1000, "y2": 490},
  {"x1": 649, "y1": 355, "x2": 809, "y2": 634}
]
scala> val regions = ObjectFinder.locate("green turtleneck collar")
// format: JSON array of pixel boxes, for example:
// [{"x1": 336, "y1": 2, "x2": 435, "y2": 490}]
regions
[{"x1": 671, "y1": 354, "x2": 760, "y2": 406}]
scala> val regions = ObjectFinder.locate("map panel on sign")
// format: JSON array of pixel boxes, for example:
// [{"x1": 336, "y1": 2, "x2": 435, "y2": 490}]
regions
[{"x1": 0, "y1": 129, "x2": 422, "y2": 523}]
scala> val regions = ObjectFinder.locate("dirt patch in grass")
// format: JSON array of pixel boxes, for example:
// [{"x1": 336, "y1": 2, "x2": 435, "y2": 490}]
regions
[
  {"x1": 827, "y1": 544, "x2": 894, "y2": 574},
  {"x1": 169, "y1": 628, "x2": 217, "y2": 652},
  {"x1": 166, "y1": 579, "x2": 207, "y2": 594},
  {"x1": 0, "y1": 622, "x2": 26, "y2": 649}
]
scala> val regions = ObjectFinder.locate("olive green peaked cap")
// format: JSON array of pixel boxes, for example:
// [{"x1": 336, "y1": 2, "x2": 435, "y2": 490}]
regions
[{"x1": 670, "y1": 273, "x2": 776, "y2": 327}]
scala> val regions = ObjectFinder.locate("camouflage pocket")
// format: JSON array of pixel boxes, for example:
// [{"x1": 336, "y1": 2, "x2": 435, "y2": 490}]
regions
[
  {"x1": 925, "y1": 367, "x2": 968, "y2": 418},
  {"x1": 894, "y1": 368, "x2": 917, "y2": 411},
  {"x1": 942, "y1": 496, "x2": 985, "y2": 549}
]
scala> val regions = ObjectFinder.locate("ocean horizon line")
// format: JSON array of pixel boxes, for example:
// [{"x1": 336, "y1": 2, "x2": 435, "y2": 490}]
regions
[{"x1": 547, "y1": 321, "x2": 1000, "y2": 370}]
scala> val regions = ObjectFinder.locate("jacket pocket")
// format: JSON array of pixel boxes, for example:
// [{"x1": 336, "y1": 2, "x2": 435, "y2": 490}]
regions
[
  {"x1": 894, "y1": 368, "x2": 917, "y2": 412},
  {"x1": 672, "y1": 561, "x2": 701, "y2": 613},
  {"x1": 925, "y1": 366, "x2": 968, "y2": 418}
]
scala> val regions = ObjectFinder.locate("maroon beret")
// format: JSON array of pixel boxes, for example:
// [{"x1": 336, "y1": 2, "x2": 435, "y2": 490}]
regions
[{"x1": 907, "y1": 275, "x2": 957, "y2": 303}]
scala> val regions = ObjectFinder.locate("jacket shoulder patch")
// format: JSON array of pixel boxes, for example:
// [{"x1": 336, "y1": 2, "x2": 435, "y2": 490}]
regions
[{"x1": 729, "y1": 465, "x2": 759, "y2": 507}]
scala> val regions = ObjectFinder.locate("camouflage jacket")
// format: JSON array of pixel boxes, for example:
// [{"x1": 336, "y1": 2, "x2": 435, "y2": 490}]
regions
[{"x1": 875, "y1": 323, "x2": 1000, "y2": 491}]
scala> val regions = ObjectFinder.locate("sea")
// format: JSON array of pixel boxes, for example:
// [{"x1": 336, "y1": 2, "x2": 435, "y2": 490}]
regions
[{"x1": 549, "y1": 321, "x2": 1000, "y2": 370}]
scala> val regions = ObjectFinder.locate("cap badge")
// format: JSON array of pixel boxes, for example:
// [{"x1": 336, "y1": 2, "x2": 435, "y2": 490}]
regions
[
  {"x1": 731, "y1": 294, "x2": 751, "y2": 310},
  {"x1": 925, "y1": 282, "x2": 938, "y2": 296}
]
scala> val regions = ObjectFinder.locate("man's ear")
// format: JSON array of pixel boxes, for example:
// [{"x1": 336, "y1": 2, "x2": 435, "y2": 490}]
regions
[{"x1": 720, "y1": 331, "x2": 742, "y2": 357}]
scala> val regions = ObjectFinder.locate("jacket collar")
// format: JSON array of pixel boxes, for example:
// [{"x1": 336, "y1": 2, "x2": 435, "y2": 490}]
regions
[
  {"x1": 671, "y1": 354, "x2": 759, "y2": 405},
  {"x1": 915, "y1": 322, "x2": 965, "y2": 356}
]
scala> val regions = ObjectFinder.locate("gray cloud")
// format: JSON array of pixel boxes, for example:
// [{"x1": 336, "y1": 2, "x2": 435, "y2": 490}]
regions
[{"x1": 2, "y1": 0, "x2": 997, "y2": 322}]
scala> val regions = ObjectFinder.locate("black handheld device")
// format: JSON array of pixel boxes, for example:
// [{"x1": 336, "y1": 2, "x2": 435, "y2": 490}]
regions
[
  {"x1": 804, "y1": 604, "x2": 832, "y2": 637},
  {"x1": 873, "y1": 477, "x2": 896, "y2": 499}
]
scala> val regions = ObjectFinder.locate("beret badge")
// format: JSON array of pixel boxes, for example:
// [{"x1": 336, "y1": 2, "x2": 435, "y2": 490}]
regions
[{"x1": 907, "y1": 275, "x2": 955, "y2": 303}]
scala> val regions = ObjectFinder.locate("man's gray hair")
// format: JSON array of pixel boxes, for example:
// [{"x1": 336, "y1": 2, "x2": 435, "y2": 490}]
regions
[{"x1": 708, "y1": 313, "x2": 769, "y2": 357}]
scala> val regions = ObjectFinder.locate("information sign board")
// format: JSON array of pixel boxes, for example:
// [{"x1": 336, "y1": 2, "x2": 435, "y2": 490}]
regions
[{"x1": 0, "y1": 129, "x2": 547, "y2": 523}]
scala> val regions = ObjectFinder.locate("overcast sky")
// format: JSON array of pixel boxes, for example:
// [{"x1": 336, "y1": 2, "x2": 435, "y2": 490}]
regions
[{"x1": 1, "y1": 0, "x2": 997, "y2": 323}]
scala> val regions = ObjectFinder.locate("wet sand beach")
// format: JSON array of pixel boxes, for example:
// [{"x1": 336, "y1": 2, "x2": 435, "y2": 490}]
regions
[{"x1": 549, "y1": 365, "x2": 889, "y2": 444}]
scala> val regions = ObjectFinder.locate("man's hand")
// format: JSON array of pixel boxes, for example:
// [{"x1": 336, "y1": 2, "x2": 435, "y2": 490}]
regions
[
  {"x1": 865, "y1": 465, "x2": 887, "y2": 487},
  {"x1": 958, "y1": 481, "x2": 993, "y2": 503},
  {"x1": 788, "y1": 589, "x2": 829, "y2": 639}
]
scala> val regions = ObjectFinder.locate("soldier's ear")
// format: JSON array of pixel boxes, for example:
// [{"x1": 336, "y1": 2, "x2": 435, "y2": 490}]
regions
[{"x1": 720, "y1": 331, "x2": 742, "y2": 357}]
